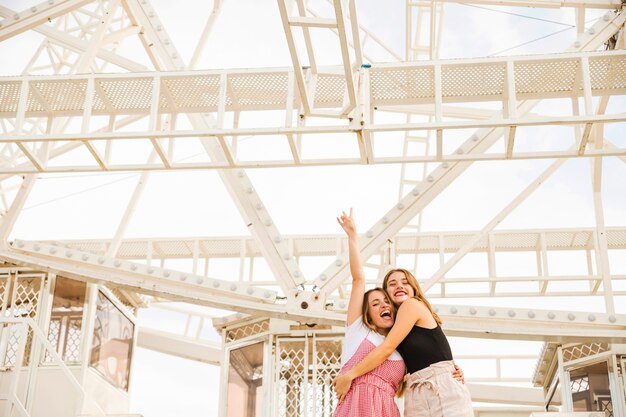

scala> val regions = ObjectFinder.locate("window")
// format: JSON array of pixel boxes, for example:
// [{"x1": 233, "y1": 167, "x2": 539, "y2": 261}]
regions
[
  {"x1": 89, "y1": 291, "x2": 134, "y2": 391},
  {"x1": 226, "y1": 342, "x2": 264, "y2": 417},
  {"x1": 569, "y1": 362, "x2": 612, "y2": 416}
]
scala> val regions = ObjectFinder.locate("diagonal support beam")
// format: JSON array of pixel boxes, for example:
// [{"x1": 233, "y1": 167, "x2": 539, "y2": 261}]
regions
[
  {"x1": 0, "y1": 0, "x2": 93, "y2": 42},
  {"x1": 422, "y1": 153, "x2": 571, "y2": 292},
  {"x1": 0, "y1": 5, "x2": 147, "y2": 72},
  {"x1": 123, "y1": 0, "x2": 305, "y2": 294}
]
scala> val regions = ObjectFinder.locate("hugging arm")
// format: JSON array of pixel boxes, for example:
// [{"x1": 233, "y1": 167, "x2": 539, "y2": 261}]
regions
[{"x1": 333, "y1": 298, "x2": 420, "y2": 401}]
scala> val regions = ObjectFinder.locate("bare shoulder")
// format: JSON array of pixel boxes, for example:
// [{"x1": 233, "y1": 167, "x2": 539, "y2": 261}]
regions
[
  {"x1": 399, "y1": 297, "x2": 427, "y2": 312},
  {"x1": 399, "y1": 298, "x2": 432, "y2": 318}
]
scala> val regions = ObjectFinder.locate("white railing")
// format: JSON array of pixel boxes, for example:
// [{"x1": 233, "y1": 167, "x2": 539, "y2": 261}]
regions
[{"x1": 0, "y1": 317, "x2": 106, "y2": 417}]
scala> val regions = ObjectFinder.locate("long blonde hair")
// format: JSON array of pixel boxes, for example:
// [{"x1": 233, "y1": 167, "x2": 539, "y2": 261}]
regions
[{"x1": 382, "y1": 268, "x2": 442, "y2": 325}]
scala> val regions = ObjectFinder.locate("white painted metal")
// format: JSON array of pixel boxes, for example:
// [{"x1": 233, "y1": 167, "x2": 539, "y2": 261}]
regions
[{"x1": 0, "y1": 0, "x2": 625, "y2": 414}]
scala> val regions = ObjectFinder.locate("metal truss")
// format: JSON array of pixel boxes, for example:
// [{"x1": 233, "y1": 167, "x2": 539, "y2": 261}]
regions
[
  {"x1": 4, "y1": 240, "x2": 626, "y2": 343},
  {"x1": 31, "y1": 227, "x2": 626, "y2": 298},
  {"x1": 1, "y1": 48, "x2": 625, "y2": 172},
  {"x1": 0, "y1": 0, "x2": 626, "y2": 411}
]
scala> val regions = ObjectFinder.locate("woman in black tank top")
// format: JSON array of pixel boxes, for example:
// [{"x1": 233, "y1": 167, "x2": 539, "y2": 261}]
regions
[{"x1": 334, "y1": 268, "x2": 472, "y2": 416}]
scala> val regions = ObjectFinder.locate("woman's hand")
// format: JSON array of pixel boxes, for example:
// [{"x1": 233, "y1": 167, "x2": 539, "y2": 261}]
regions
[
  {"x1": 337, "y1": 208, "x2": 357, "y2": 239},
  {"x1": 332, "y1": 373, "x2": 353, "y2": 402},
  {"x1": 453, "y1": 364, "x2": 465, "y2": 384}
]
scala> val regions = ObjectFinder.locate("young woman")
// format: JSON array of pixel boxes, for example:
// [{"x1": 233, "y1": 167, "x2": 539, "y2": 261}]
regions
[
  {"x1": 334, "y1": 209, "x2": 405, "y2": 417},
  {"x1": 334, "y1": 210, "x2": 464, "y2": 417},
  {"x1": 334, "y1": 264, "x2": 472, "y2": 416}
]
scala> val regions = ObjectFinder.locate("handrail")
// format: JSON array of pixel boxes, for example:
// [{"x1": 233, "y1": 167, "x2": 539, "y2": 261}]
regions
[{"x1": 0, "y1": 317, "x2": 106, "y2": 417}]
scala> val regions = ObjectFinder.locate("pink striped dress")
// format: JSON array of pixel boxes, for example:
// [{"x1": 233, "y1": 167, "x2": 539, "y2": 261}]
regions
[{"x1": 334, "y1": 317, "x2": 406, "y2": 417}]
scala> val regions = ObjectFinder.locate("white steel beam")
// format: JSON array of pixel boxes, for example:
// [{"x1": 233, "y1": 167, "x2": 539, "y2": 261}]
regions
[
  {"x1": 5, "y1": 242, "x2": 626, "y2": 341},
  {"x1": 0, "y1": 6, "x2": 148, "y2": 72},
  {"x1": 9, "y1": 239, "x2": 277, "y2": 303},
  {"x1": 467, "y1": 384, "x2": 544, "y2": 406},
  {"x1": 45, "y1": 227, "x2": 626, "y2": 259},
  {"x1": 0, "y1": 0, "x2": 93, "y2": 42},
  {"x1": 137, "y1": 327, "x2": 221, "y2": 365},
  {"x1": 0, "y1": 145, "x2": 620, "y2": 173},
  {"x1": 0, "y1": 176, "x2": 36, "y2": 241},
  {"x1": 277, "y1": 0, "x2": 312, "y2": 115}
]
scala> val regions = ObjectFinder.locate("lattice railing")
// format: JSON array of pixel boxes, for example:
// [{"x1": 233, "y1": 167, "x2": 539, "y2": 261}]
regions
[
  {"x1": 275, "y1": 335, "x2": 342, "y2": 417},
  {"x1": 43, "y1": 314, "x2": 83, "y2": 363},
  {"x1": 0, "y1": 272, "x2": 45, "y2": 368},
  {"x1": 0, "y1": 317, "x2": 106, "y2": 417}
]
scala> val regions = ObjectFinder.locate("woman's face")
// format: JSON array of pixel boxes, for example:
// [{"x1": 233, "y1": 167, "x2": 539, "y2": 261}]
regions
[
  {"x1": 385, "y1": 271, "x2": 415, "y2": 305},
  {"x1": 367, "y1": 290, "x2": 394, "y2": 330}
]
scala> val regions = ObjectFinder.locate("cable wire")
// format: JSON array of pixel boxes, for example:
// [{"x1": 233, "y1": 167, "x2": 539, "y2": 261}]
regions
[
  {"x1": 488, "y1": 26, "x2": 574, "y2": 56},
  {"x1": 460, "y1": 3, "x2": 575, "y2": 27}
]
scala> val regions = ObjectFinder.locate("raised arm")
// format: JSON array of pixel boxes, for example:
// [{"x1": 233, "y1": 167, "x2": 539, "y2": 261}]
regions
[
  {"x1": 337, "y1": 208, "x2": 365, "y2": 326},
  {"x1": 333, "y1": 298, "x2": 424, "y2": 400}
]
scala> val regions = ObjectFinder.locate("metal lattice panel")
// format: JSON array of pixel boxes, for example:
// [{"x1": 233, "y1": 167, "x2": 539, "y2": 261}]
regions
[
  {"x1": 562, "y1": 342, "x2": 609, "y2": 362},
  {"x1": 44, "y1": 318, "x2": 61, "y2": 364},
  {"x1": 313, "y1": 73, "x2": 347, "y2": 107},
  {"x1": 589, "y1": 56, "x2": 626, "y2": 90},
  {"x1": 63, "y1": 318, "x2": 82, "y2": 362},
  {"x1": 30, "y1": 79, "x2": 87, "y2": 113},
  {"x1": 599, "y1": 397, "x2": 614, "y2": 417},
  {"x1": 570, "y1": 375, "x2": 589, "y2": 393},
  {"x1": 0, "y1": 81, "x2": 21, "y2": 113},
  {"x1": 370, "y1": 66, "x2": 435, "y2": 104},
  {"x1": 1, "y1": 324, "x2": 22, "y2": 368},
  {"x1": 313, "y1": 339, "x2": 341, "y2": 417},
  {"x1": 97, "y1": 77, "x2": 154, "y2": 112},
  {"x1": 225, "y1": 319, "x2": 270, "y2": 343},
  {"x1": 275, "y1": 336, "x2": 342, "y2": 417},
  {"x1": 515, "y1": 59, "x2": 580, "y2": 95},
  {"x1": 160, "y1": 75, "x2": 222, "y2": 112},
  {"x1": 229, "y1": 72, "x2": 290, "y2": 108},
  {"x1": 442, "y1": 63, "x2": 506, "y2": 99},
  {"x1": 276, "y1": 339, "x2": 306, "y2": 417}
]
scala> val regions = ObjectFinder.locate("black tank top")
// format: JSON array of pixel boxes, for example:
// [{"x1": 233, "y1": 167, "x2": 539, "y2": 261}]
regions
[{"x1": 397, "y1": 325, "x2": 453, "y2": 373}]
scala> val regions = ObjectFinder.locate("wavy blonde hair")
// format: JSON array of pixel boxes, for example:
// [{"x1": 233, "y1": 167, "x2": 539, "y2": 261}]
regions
[{"x1": 382, "y1": 268, "x2": 441, "y2": 325}]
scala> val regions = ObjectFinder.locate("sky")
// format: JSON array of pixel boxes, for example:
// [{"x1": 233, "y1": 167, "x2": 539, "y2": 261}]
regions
[{"x1": 0, "y1": 0, "x2": 625, "y2": 416}]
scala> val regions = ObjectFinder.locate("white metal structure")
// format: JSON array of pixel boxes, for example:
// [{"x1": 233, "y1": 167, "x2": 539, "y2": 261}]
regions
[{"x1": 0, "y1": 0, "x2": 625, "y2": 416}]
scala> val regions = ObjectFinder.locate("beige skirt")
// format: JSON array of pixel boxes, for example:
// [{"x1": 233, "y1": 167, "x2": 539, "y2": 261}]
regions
[{"x1": 403, "y1": 360, "x2": 473, "y2": 417}]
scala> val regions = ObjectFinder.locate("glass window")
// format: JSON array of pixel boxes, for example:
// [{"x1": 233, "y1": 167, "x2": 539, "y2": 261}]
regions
[
  {"x1": 570, "y1": 361, "x2": 613, "y2": 417},
  {"x1": 45, "y1": 276, "x2": 86, "y2": 363},
  {"x1": 227, "y1": 342, "x2": 264, "y2": 417},
  {"x1": 89, "y1": 291, "x2": 134, "y2": 391}
]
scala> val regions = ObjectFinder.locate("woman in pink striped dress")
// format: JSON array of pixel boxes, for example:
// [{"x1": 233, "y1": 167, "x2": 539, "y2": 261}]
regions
[{"x1": 334, "y1": 209, "x2": 405, "y2": 417}]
